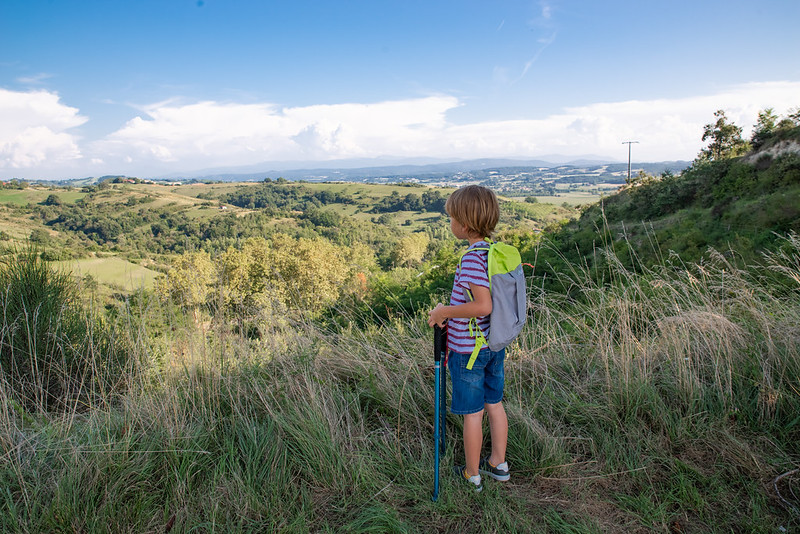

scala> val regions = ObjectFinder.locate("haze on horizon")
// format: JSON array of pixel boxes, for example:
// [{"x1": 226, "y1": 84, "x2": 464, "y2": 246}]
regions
[{"x1": 1, "y1": 0, "x2": 799, "y2": 180}]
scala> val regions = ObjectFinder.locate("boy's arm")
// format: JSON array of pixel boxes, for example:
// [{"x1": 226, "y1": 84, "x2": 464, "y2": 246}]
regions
[{"x1": 428, "y1": 283, "x2": 492, "y2": 327}]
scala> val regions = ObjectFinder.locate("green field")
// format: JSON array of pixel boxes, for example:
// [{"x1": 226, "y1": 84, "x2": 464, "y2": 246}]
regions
[
  {"x1": 0, "y1": 188, "x2": 87, "y2": 206},
  {"x1": 56, "y1": 256, "x2": 160, "y2": 291},
  {"x1": 511, "y1": 183, "x2": 621, "y2": 206},
  {"x1": 0, "y1": 189, "x2": 40, "y2": 206}
]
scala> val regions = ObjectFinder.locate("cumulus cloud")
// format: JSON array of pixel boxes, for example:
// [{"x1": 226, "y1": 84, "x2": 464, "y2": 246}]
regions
[
  {"x1": 90, "y1": 96, "x2": 460, "y2": 172},
  {"x1": 442, "y1": 81, "x2": 800, "y2": 162},
  {"x1": 0, "y1": 89, "x2": 87, "y2": 172},
  {"x1": 3, "y1": 81, "x2": 800, "y2": 179}
]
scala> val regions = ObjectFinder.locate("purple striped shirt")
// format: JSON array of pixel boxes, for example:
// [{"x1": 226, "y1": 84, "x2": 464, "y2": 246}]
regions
[{"x1": 448, "y1": 241, "x2": 490, "y2": 353}]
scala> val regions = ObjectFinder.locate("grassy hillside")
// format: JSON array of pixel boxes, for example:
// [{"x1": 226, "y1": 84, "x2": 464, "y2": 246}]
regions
[
  {"x1": 529, "y1": 127, "x2": 800, "y2": 294},
  {"x1": 1, "y1": 234, "x2": 798, "y2": 531}
]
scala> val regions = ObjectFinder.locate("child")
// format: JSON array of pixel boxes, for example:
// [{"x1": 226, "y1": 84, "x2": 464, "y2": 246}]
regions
[{"x1": 428, "y1": 185, "x2": 510, "y2": 492}]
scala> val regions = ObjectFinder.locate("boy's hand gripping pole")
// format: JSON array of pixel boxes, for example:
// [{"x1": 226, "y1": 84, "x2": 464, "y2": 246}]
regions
[{"x1": 432, "y1": 325, "x2": 447, "y2": 502}]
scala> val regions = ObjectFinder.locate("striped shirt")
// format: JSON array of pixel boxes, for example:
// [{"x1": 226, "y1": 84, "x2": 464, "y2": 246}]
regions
[{"x1": 448, "y1": 241, "x2": 491, "y2": 354}]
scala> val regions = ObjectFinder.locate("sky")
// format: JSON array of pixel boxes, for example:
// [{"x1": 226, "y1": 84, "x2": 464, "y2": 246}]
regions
[{"x1": 1, "y1": 0, "x2": 799, "y2": 180}]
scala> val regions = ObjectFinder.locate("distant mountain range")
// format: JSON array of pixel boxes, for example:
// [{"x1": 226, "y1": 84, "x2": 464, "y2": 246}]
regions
[
  {"x1": 178, "y1": 158, "x2": 612, "y2": 182},
  {"x1": 53, "y1": 156, "x2": 691, "y2": 186},
  {"x1": 158, "y1": 154, "x2": 622, "y2": 180}
]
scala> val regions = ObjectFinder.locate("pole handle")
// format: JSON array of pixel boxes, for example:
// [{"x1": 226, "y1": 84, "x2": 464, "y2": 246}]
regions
[{"x1": 434, "y1": 325, "x2": 445, "y2": 362}]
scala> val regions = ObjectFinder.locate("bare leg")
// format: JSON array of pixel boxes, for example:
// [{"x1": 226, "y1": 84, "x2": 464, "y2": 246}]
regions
[
  {"x1": 463, "y1": 410, "x2": 484, "y2": 477},
  {"x1": 484, "y1": 401, "x2": 508, "y2": 466}
]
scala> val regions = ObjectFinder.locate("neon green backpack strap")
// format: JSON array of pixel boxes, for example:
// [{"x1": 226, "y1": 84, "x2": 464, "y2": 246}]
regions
[
  {"x1": 467, "y1": 319, "x2": 488, "y2": 370},
  {"x1": 459, "y1": 241, "x2": 492, "y2": 370}
]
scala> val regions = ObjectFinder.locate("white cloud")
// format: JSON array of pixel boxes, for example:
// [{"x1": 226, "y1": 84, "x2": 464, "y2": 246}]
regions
[
  {"x1": 443, "y1": 81, "x2": 800, "y2": 162},
  {"x1": 0, "y1": 89, "x2": 86, "y2": 172},
  {"x1": 2, "y1": 81, "x2": 799, "y2": 179},
  {"x1": 90, "y1": 96, "x2": 460, "y2": 172},
  {"x1": 16, "y1": 73, "x2": 54, "y2": 85}
]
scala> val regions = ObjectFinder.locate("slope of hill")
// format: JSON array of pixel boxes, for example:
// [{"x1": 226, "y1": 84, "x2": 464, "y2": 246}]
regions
[{"x1": 528, "y1": 127, "x2": 800, "y2": 292}]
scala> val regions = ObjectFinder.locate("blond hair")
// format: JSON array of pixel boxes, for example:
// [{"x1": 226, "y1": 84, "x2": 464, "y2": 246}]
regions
[{"x1": 445, "y1": 185, "x2": 499, "y2": 239}]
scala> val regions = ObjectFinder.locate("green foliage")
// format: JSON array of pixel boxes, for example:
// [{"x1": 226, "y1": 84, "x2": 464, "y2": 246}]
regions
[
  {"x1": 750, "y1": 108, "x2": 779, "y2": 151},
  {"x1": 42, "y1": 193, "x2": 62, "y2": 206},
  {"x1": 28, "y1": 228, "x2": 50, "y2": 245},
  {"x1": 370, "y1": 189, "x2": 446, "y2": 213},
  {"x1": 532, "y1": 141, "x2": 800, "y2": 294},
  {"x1": 0, "y1": 179, "x2": 28, "y2": 190},
  {"x1": 161, "y1": 235, "x2": 373, "y2": 330},
  {"x1": 390, "y1": 232, "x2": 430, "y2": 267},
  {"x1": 220, "y1": 181, "x2": 353, "y2": 210},
  {"x1": 155, "y1": 251, "x2": 215, "y2": 315},
  {"x1": 6, "y1": 180, "x2": 554, "y2": 306},
  {"x1": 752, "y1": 107, "x2": 800, "y2": 152},
  {"x1": 699, "y1": 109, "x2": 749, "y2": 161},
  {"x1": 0, "y1": 246, "x2": 129, "y2": 411}
]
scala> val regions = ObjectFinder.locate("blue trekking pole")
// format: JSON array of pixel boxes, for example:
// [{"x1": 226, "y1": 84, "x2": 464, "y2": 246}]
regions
[{"x1": 432, "y1": 325, "x2": 447, "y2": 502}]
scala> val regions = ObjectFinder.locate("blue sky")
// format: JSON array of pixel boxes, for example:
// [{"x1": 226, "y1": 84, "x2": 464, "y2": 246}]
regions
[{"x1": 1, "y1": 0, "x2": 799, "y2": 179}]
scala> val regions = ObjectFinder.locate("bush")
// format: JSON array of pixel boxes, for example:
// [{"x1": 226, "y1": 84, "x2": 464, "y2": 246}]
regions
[{"x1": 0, "y1": 247, "x2": 130, "y2": 411}]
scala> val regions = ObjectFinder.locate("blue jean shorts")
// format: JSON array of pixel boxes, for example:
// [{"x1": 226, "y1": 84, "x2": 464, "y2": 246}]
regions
[{"x1": 448, "y1": 347, "x2": 505, "y2": 415}]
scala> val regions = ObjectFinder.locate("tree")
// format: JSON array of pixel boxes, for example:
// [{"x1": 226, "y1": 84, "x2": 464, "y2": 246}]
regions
[
  {"x1": 42, "y1": 194, "x2": 62, "y2": 206},
  {"x1": 699, "y1": 110, "x2": 749, "y2": 161},
  {"x1": 391, "y1": 233, "x2": 430, "y2": 267},
  {"x1": 750, "y1": 108, "x2": 778, "y2": 150},
  {"x1": 776, "y1": 106, "x2": 800, "y2": 130},
  {"x1": 157, "y1": 251, "x2": 215, "y2": 322},
  {"x1": 29, "y1": 228, "x2": 50, "y2": 244},
  {"x1": 269, "y1": 234, "x2": 350, "y2": 313},
  {"x1": 214, "y1": 235, "x2": 354, "y2": 317}
]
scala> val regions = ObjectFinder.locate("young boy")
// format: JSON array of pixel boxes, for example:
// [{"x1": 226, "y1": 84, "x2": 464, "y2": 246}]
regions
[{"x1": 428, "y1": 185, "x2": 510, "y2": 492}]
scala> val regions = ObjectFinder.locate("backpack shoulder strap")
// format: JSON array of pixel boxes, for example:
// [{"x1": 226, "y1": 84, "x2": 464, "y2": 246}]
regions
[{"x1": 456, "y1": 241, "x2": 492, "y2": 370}]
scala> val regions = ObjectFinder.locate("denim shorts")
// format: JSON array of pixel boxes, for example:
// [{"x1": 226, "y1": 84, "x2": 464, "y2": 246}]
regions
[{"x1": 448, "y1": 347, "x2": 505, "y2": 415}]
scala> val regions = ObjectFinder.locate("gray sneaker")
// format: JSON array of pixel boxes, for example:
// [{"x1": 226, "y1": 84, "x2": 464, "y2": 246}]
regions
[
  {"x1": 453, "y1": 465, "x2": 483, "y2": 492},
  {"x1": 479, "y1": 457, "x2": 510, "y2": 481}
]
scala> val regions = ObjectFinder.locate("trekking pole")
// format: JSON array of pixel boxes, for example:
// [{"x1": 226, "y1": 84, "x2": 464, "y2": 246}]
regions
[
  {"x1": 438, "y1": 327, "x2": 446, "y2": 456},
  {"x1": 432, "y1": 324, "x2": 447, "y2": 502}
]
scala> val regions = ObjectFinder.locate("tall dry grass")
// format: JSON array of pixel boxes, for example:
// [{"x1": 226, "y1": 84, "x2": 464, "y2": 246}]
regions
[{"x1": 1, "y1": 235, "x2": 799, "y2": 531}]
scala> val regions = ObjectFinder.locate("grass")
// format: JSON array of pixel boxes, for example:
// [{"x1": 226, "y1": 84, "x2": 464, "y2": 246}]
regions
[
  {"x1": 0, "y1": 190, "x2": 39, "y2": 206},
  {"x1": 524, "y1": 189, "x2": 613, "y2": 207},
  {"x1": 55, "y1": 256, "x2": 160, "y2": 292},
  {"x1": 0, "y1": 247, "x2": 130, "y2": 412},
  {"x1": 1, "y1": 233, "x2": 800, "y2": 531},
  {"x1": 0, "y1": 188, "x2": 87, "y2": 206}
]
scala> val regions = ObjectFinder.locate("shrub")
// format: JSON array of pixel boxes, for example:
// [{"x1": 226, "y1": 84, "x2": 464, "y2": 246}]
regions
[{"x1": 0, "y1": 246, "x2": 130, "y2": 411}]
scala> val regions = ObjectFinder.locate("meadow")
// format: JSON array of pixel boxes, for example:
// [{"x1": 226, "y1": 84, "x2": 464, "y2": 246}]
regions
[
  {"x1": 515, "y1": 184, "x2": 621, "y2": 207},
  {"x1": 54, "y1": 256, "x2": 160, "y2": 292}
]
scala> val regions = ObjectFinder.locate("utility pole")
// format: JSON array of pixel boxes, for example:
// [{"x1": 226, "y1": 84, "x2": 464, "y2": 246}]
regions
[{"x1": 622, "y1": 141, "x2": 639, "y2": 185}]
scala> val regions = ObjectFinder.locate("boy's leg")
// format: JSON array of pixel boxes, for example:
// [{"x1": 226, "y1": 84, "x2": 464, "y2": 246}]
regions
[
  {"x1": 463, "y1": 410, "x2": 484, "y2": 477},
  {"x1": 484, "y1": 401, "x2": 508, "y2": 466}
]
